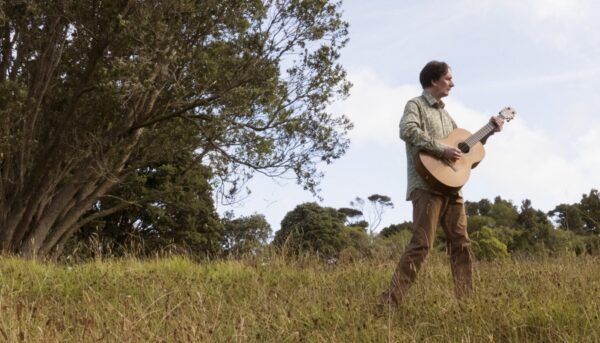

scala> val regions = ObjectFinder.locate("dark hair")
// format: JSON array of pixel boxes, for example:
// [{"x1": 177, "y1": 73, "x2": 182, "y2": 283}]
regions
[{"x1": 419, "y1": 61, "x2": 450, "y2": 89}]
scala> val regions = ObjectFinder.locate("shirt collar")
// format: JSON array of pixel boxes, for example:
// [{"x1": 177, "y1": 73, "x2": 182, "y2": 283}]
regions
[{"x1": 422, "y1": 90, "x2": 445, "y2": 109}]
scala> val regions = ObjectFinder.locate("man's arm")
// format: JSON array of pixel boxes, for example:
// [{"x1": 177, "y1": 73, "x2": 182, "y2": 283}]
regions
[{"x1": 399, "y1": 100, "x2": 447, "y2": 158}]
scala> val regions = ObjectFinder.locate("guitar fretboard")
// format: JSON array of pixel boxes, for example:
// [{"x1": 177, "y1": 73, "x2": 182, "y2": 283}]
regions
[{"x1": 464, "y1": 122, "x2": 496, "y2": 148}]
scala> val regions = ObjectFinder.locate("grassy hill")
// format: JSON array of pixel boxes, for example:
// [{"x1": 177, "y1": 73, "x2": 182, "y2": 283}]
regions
[{"x1": 0, "y1": 253, "x2": 598, "y2": 342}]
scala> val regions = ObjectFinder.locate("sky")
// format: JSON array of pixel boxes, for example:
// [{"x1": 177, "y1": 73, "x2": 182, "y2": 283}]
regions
[{"x1": 218, "y1": 0, "x2": 600, "y2": 234}]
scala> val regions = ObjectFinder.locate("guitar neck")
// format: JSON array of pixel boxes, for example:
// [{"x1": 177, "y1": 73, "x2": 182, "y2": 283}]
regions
[
  {"x1": 464, "y1": 122, "x2": 495, "y2": 148},
  {"x1": 462, "y1": 107, "x2": 515, "y2": 149}
]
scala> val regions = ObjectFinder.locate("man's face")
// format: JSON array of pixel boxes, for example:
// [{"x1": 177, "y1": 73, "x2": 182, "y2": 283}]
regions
[{"x1": 430, "y1": 70, "x2": 454, "y2": 99}]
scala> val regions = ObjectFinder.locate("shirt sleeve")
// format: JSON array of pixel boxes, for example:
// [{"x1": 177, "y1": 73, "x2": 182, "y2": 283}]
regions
[{"x1": 399, "y1": 100, "x2": 446, "y2": 157}]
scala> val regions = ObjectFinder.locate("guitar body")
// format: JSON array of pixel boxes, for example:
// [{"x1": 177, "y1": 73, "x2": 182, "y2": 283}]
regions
[{"x1": 414, "y1": 128, "x2": 486, "y2": 194}]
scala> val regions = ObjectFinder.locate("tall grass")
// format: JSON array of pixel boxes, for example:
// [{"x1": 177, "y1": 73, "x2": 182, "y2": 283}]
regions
[{"x1": 0, "y1": 252, "x2": 598, "y2": 342}]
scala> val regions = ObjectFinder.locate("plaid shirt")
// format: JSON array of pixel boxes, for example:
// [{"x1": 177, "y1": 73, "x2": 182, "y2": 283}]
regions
[{"x1": 399, "y1": 91, "x2": 458, "y2": 200}]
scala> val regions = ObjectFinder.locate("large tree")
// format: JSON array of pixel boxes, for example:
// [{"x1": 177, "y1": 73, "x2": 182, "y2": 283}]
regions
[
  {"x1": 73, "y1": 136, "x2": 224, "y2": 257},
  {"x1": 0, "y1": 0, "x2": 351, "y2": 257}
]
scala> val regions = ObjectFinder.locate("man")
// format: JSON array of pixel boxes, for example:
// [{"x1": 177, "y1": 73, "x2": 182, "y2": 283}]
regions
[{"x1": 379, "y1": 60, "x2": 504, "y2": 307}]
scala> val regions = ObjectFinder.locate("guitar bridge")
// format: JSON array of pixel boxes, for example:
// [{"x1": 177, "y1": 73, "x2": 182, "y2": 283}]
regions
[{"x1": 443, "y1": 159, "x2": 457, "y2": 172}]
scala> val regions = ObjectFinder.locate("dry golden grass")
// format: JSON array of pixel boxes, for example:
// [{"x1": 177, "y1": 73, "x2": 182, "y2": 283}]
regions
[{"x1": 0, "y1": 252, "x2": 598, "y2": 342}]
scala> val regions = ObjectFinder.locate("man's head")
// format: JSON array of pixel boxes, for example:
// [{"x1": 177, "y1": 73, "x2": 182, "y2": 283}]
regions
[{"x1": 419, "y1": 60, "x2": 453, "y2": 99}]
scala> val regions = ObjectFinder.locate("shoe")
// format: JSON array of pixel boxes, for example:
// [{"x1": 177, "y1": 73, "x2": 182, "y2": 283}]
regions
[
  {"x1": 372, "y1": 291, "x2": 396, "y2": 317},
  {"x1": 373, "y1": 302, "x2": 386, "y2": 317}
]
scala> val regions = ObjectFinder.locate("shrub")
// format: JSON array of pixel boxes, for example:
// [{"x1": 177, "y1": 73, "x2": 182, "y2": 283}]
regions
[
  {"x1": 471, "y1": 227, "x2": 510, "y2": 261},
  {"x1": 273, "y1": 202, "x2": 346, "y2": 258}
]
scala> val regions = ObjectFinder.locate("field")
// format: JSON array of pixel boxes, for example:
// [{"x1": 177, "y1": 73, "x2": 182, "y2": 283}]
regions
[{"x1": 0, "y1": 253, "x2": 598, "y2": 342}]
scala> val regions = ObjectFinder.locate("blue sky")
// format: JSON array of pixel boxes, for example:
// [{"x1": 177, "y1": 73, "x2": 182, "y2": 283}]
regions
[{"x1": 219, "y1": 0, "x2": 600, "y2": 233}]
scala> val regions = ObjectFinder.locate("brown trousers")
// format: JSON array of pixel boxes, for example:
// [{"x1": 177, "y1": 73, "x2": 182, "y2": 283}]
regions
[{"x1": 383, "y1": 189, "x2": 473, "y2": 304}]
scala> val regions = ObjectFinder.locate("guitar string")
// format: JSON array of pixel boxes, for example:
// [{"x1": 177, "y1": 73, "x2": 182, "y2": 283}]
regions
[{"x1": 464, "y1": 123, "x2": 495, "y2": 148}]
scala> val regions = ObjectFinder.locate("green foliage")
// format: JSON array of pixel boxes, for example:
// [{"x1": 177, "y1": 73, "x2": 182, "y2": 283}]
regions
[
  {"x1": 576, "y1": 234, "x2": 600, "y2": 255},
  {"x1": 548, "y1": 189, "x2": 600, "y2": 234},
  {"x1": 462, "y1": 193, "x2": 600, "y2": 257},
  {"x1": 576, "y1": 189, "x2": 600, "y2": 233},
  {"x1": 516, "y1": 199, "x2": 554, "y2": 251},
  {"x1": 338, "y1": 227, "x2": 372, "y2": 262},
  {"x1": 471, "y1": 227, "x2": 510, "y2": 261},
  {"x1": 465, "y1": 198, "x2": 492, "y2": 216},
  {"x1": 72, "y1": 148, "x2": 223, "y2": 256},
  {"x1": 543, "y1": 229, "x2": 585, "y2": 256},
  {"x1": 379, "y1": 221, "x2": 412, "y2": 238},
  {"x1": 337, "y1": 207, "x2": 367, "y2": 229},
  {"x1": 489, "y1": 196, "x2": 519, "y2": 228},
  {"x1": 221, "y1": 213, "x2": 272, "y2": 256},
  {"x1": 367, "y1": 194, "x2": 393, "y2": 204},
  {"x1": 337, "y1": 207, "x2": 363, "y2": 224},
  {"x1": 274, "y1": 202, "x2": 346, "y2": 258},
  {"x1": 371, "y1": 229, "x2": 412, "y2": 260},
  {"x1": 546, "y1": 189, "x2": 600, "y2": 255},
  {"x1": 488, "y1": 225, "x2": 523, "y2": 252},
  {"x1": 467, "y1": 215, "x2": 496, "y2": 233},
  {"x1": 549, "y1": 204, "x2": 585, "y2": 234},
  {"x1": 351, "y1": 220, "x2": 369, "y2": 230}
]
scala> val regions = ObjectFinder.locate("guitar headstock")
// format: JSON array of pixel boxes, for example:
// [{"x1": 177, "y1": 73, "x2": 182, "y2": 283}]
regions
[{"x1": 498, "y1": 106, "x2": 517, "y2": 122}]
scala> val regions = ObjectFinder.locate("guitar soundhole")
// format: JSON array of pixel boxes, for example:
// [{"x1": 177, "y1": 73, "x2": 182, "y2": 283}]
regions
[{"x1": 458, "y1": 142, "x2": 470, "y2": 153}]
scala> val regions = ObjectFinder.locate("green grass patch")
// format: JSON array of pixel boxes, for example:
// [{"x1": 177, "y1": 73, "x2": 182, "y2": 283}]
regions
[{"x1": 0, "y1": 253, "x2": 598, "y2": 342}]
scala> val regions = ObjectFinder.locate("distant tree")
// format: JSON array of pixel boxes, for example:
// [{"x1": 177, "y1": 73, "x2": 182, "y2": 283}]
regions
[
  {"x1": 379, "y1": 221, "x2": 412, "y2": 238},
  {"x1": 516, "y1": 199, "x2": 554, "y2": 252},
  {"x1": 578, "y1": 189, "x2": 600, "y2": 233},
  {"x1": 350, "y1": 194, "x2": 393, "y2": 235},
  {"x1": 465, "y1": 198, "x2": 492, "y2": 217},
  {"x1": 549, "y1": 204, "x2": 586, "y2": 234},
  {"x1": 489, "y1": 197, "x2": 519, "y2": 228},
  {"x1": 273, "y1": 202, "x2": 346, "y2": 258},
  {"x1": 465, "y1": 201, "x2": 478, "y2": 217},
  {"x1": 221, "y1": 213, "x2": 271, "y2": 256},
  {"x1": 337, "y1": 207, "x2": 364, "y2": 227},
  {"x1": 351, "y1": 220, "x2": 369, "y2": 230},
  {"x1": 549, "y1": 189, "x2": 600, "y2": 236}
]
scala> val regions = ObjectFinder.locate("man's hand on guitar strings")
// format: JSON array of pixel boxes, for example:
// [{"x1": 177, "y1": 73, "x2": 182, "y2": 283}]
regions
[{"x1": 442, "y1": 146, "x2": 462, "y2": 161}]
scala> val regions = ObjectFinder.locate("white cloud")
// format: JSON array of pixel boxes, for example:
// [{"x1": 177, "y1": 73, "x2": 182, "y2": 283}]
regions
[
  {"x1": 473, "y1": 67, "x2": 600, "y2": 91},
  {"x1": 331, "y1": 68, "x2": 420, "y2": 145},
  {"x1": 464, "y1": 0, "x2": 591, "y2": 23},
  {"x1": 459, "y1": 0, "x2": 598, "y2": 55},
  {"x1": 506, "y1": 0, "x2": 588, "y2": 22}
]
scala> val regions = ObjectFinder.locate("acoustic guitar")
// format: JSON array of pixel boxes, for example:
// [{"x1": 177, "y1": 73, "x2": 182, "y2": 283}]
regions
[{"x1": 414, "y1": 107, "x2": 516, "y2": 193}]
